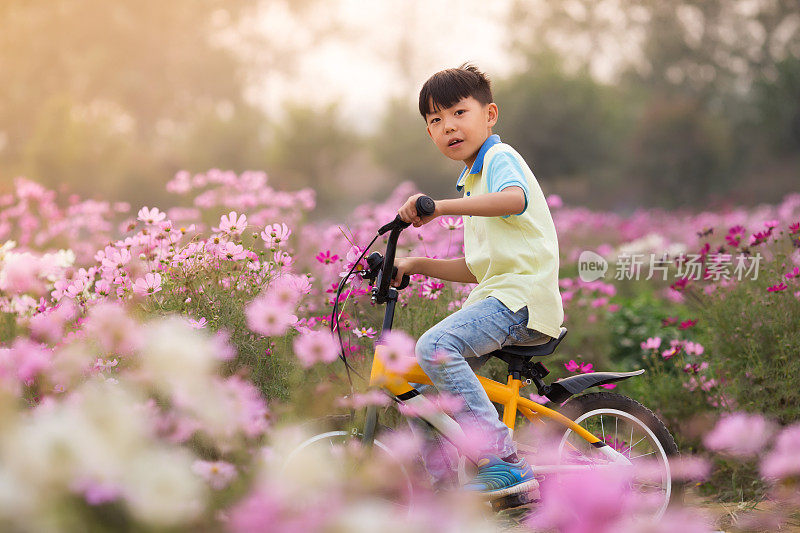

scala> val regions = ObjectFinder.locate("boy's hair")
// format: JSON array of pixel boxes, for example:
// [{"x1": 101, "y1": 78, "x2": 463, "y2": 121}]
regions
[{"x1": 418, "y1": 63, "x2": 493, "y2": 119}]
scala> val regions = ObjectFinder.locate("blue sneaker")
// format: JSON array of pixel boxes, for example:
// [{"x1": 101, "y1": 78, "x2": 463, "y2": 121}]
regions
[{"x1": 464, "y1": 455, "x2": 538, "y2": 499}]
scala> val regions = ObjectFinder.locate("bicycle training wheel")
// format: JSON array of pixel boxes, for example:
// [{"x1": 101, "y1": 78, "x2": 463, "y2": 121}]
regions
[{"x1": 557, "y1": 392, "x2": 679, "y2": 521}]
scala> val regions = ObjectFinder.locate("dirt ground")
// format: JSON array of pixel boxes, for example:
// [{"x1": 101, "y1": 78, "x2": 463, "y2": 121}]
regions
[
  {"x1": 686, "y1": 489, "x2": 800, "y2": 532},
  {"x1": 494, "y1": 488, "x2": 800, "y2": 531}
]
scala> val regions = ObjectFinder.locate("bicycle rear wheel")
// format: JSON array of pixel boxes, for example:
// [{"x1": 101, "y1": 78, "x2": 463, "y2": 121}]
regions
[{"x1": 556, "y1": 392, "x2": 679, "y2": 520}]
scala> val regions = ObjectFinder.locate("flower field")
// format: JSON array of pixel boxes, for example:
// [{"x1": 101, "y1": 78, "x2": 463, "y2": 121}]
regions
[{"x1": 1, "y1": 171, "x2": 799, "y2": 531}]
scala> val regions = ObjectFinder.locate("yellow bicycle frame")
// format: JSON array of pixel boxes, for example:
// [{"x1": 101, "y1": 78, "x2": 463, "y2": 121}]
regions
[{"x1": 369, "y1": 345, "x2": 605, "y2": 447}]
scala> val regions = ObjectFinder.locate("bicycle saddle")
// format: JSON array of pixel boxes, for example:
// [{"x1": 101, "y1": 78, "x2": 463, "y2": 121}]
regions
[{"x1": 495, "y1": 327, "x2": 568, "y2": 358}]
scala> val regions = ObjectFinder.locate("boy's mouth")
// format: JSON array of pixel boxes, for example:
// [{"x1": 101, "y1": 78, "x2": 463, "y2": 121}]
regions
[{"x1": 447, "y1": 138, "x2": 463, "y2": 147}]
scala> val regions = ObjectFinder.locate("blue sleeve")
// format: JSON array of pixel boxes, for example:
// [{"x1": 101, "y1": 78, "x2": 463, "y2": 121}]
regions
[{"x1": 486, "y1": 151, "x2": 529, "y2": 217}]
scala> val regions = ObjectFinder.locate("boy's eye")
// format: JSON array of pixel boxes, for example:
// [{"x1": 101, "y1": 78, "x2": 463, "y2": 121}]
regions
[
  {"x1": 429, "y1": 118, "x2": 440, "y2": 124},
  {"x1": 455, "y1": 110, "x2": 465, "y2": 115}
]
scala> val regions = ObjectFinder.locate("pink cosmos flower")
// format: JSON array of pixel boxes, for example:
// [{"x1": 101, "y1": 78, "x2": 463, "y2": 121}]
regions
[
  {"x1": 215, "y1": 211, "x2": 247, "y2": 234},
  {"x1": 64, "y1": 277, "x2": 89, "y2": 299},
  {"x1": 703, "y1": 412, "x2": 774, "y2": 458},
  {"x1": 218, "y1": 241, "x2": 248, "y2": 261},
  {"x1": 335, "y1": 390, "x2": 391, "y2": 409},
  {"x1": 132, "y1": 272, "x2": 162, "y2": 296},
  {"x1": 530, "y1": 393, "x2": 550, "y2": 404},
  {"x1": 528, "y1": 467, "x2": 633, "y2": 533},
  {"x1": 211, "y1": 330, "x2": 237, "y2": 361},
  {"x1": 683, "y1": 341, "x2": 704, "y2": 356},
  {"x1": 192, "y1": 460, "x2": 237, "y2": 490},
  {"x1": 352, "y1": 326, "x2": 377, "y2": 338},
  {"x1": 640, "y1": 337, "x2": 662, "y2": 350},
  {"x1": 397, "y1": 392, "x2": 463, "y2": 418},
  {"x1": 264, "y1": 275, "x2": 306, "y2": 309},
  {"x1": 137, "y1": 206, "x2": 166, "y2": 225},
  {"x1": 339, "y1": 245, "x2": 368, "y2": 278},
  {"x1": 293, "y1": 329, "x2": 340, "y2": 367},
  {"x1": 661, "y1": 345, "x2": 681, "y2": 360},
  {"x1": 273, "y1": 250, "x2": 293, "y2": 270},
  {"x1": 261, "y1": 223, "x2": 291, "y2": 248},
  {"x1": 749, "y1": 229, "x2": 772, "y2": 246},
  {"x1": 5, "y1": 338, "x2": 52, "y2": 383},
  {"x1": 29, "y1": 302, "x2": 77, "y2": 344},
  {"x1": 101, "y1": 247, "x2": 132, "y2": 271},
  {"x1": 785, "y1": 266, "x2": 800, "y2": 279},
  {"x1": 590, "y1": 297, "x2": 608, "y2": 308},
  {"x1": 420, "y1": 279, "x2": 445, "y2": 299},
  {"x1": 546, "y1": 194, "x2": 563, "y2": 208},
  {"x1": 85, "y1": 302, "x2": 143, "y2": 356},
  {"x1": 761, "y1": 423, "x2": 800, "y2": 480},
  {"x1": 187, "y1": 317, "x2": 207, "y2": 329},
  {"x1": 315, "y1": 250, "x2": 339, "y2": 265},
  {"x1": 0, "y1": 252, "x2": 43, "y2": 295},
  {"x1": 678, "y1": 319, "x2": 697, "y2": 330},
  {"x1": 246, "y1": 296, "x2": 298, "y2": 337},
  {"x1": 564, "y1": 360, "x2": 581, "y2": 372},
  {"x1": 767, "y1": 282, "x2": 788, "y2": 292},
  {"x1": 228, "y1": 483, "x2": 332, "y2": 533},
  {"x1": 763, "y1": 219, "x2": 779, "y2": 229},
  {"x1": 376, "y1": 330, "x2": 417, "y2": 374},
  {"x1": 683, "y1": 362, "x2": 709, "y2": 374},
  {"x1": 438, "y1": 216, "x2": 464, "y2": 230}
]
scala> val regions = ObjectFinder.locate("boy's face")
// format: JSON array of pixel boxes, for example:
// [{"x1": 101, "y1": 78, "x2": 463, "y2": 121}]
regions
[{"x1": 425, "y1": 96, "x2": 498, "y2": 166}]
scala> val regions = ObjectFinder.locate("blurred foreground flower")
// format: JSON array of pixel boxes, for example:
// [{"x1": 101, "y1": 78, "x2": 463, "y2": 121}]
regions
[{"x1": 293, "y1": 329, "x2": 339, "y2": 367}]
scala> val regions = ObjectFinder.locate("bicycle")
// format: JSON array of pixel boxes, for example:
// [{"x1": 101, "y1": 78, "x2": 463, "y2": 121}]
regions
[{"x1": 289, "y1": 196, "x2": 679, "y2": 520}]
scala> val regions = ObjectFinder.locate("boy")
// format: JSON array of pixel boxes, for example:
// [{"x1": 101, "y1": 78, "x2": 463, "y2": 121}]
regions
[{"x1": 393, "y1": 64, "x2": 564, "y2": 497}]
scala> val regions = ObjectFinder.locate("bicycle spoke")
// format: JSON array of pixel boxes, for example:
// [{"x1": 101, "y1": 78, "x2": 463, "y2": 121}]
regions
[
  {"x1": 629, "y1": 450, "x2": 656, "y2": 460},
  {"x1": 600, "y1": 415, "x2": 606, "y2": 444},
  {"x1": 629, "y1": 435, "x2": 647, "y2": 451},
  {"x1": 628, "y1": 426, "x2": 634, "y2": 457}
]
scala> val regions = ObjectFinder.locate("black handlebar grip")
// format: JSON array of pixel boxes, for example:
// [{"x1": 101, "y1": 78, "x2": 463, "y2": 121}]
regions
[
  {"x1": 391, "y1": 266, "x2": 411, "y2": 290},
  {"x1": 415, "y1": 195, "x2": 436, "y2": 218}
]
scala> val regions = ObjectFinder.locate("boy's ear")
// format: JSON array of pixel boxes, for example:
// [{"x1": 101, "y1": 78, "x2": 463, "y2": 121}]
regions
[{"x1": 487, "y1": 102, "x2": 499, "y2": 128}]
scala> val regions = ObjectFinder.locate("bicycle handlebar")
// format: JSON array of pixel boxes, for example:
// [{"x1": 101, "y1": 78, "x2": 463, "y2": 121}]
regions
[{"x1": 374, "y1": 195, "x2": 435, "y2": 303}]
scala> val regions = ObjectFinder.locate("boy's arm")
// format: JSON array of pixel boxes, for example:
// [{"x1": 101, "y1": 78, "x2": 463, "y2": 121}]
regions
[
  {"x1": 436, "y1": 186, "x2": 525, "y2": 218},
  {"x1": 398, "y1": 187, "x2": 525, "y2": 226},
  {"x1": 414, "y1": 257, "x2": 477, "y2": 283},
  {"x1": 392, "y1": 256, "x2": 477, "y2": 286}
]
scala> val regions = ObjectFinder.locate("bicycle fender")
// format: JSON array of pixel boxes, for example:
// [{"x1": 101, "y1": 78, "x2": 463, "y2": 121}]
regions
[{"x1": 546, "y1": 370, "x2": 645, "y2": 403}]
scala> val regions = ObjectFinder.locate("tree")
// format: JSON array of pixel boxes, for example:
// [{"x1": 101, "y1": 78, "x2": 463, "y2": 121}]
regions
[{"x1": 0, "y1": 0, "x2": 268, "y2": 205}]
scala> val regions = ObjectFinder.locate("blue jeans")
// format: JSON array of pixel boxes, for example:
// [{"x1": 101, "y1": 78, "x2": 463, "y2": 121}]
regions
[{"x1": 409, "y1": 296, "x2": 549, "y2": 485}]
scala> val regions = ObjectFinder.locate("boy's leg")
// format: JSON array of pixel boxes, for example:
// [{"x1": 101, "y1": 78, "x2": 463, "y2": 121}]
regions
[
  {"x1": 406, "y1": 355, "x2": 492, "y2": 489},
  {"x1": 414, "y1": 296, "x2": 528, "y2": 460},
  {"x1": 405, "y1": 384, "x2": 459, "y2": 489}
]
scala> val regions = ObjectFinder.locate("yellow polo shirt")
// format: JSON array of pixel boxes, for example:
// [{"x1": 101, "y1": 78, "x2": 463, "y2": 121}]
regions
[{"x1": 457, "y1": 134, "x2": 564, "y2": 339}]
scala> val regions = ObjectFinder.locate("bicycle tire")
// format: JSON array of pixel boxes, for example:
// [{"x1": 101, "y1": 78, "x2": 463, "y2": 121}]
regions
[
  {"x1": 558, "y1": 392, "x2": 682, "y2": 508},
  {"x1": 559, "y1": 392, "x2": 679, "y2": 456}
]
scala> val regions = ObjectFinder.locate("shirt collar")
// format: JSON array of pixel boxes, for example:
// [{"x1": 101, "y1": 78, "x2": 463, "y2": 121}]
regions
[{"x1": 456, "y1": 134, "x2": 501, "y2": 191}]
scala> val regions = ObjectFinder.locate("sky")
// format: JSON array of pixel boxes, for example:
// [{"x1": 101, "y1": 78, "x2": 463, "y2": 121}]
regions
[{"x1": 249, "y1": 0, "x2": 521, "y2": 131}]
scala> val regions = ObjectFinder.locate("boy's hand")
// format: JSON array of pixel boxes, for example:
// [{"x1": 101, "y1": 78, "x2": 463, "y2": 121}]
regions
[
  {"x1": 392, "y1": 257, "x2": 416, "y2": 287},
  {"x1": 398, "y1": 193, "x2": 439, "y2": 227}
]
